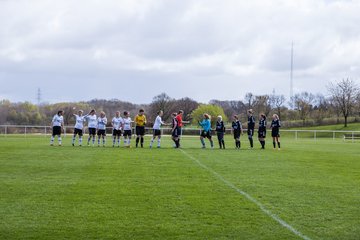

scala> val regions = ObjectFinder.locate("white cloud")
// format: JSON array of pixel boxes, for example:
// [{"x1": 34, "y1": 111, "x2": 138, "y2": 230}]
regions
[{"x1": 0, "y1": 0, "x2": 360, "y2": 104}]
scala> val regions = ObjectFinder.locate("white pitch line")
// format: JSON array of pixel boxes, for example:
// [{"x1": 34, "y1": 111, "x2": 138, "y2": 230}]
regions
[{"x1": 180, "y1": 149, "x2": 311, "y2": 240}]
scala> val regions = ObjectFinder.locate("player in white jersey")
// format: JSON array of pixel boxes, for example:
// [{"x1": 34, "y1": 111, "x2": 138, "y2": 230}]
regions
[
  {"x1": 50, "y1": 110, "x2": 64, "y2": 146},
  {"x1": 150, "y1": 110, "x2": 168, "y2": 148},
  {"x1": 122, "y1": 111, "x2": 133, "y2": 148},
  {"x1": 111, "y1": 111, "x2": 123, "y2": 147},
  {"x1": 72, "y1": 109, "x2": 86, "y2": 146},
  {"x1": 97, "y1": 111, "x2": 108, "y2": 147},
  {"x1": 85, "y1": 109, "x2": 97, "y2": 146}
]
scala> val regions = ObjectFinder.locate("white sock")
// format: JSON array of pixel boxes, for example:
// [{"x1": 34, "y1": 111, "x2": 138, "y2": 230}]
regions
[{"x1": 157, "y1": 139, "x2": 161, "y2": 147}]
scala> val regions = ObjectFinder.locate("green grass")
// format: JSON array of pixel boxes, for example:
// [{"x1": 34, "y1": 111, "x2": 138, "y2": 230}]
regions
[
  {"x1": 286, "y1": 122, "x2": 360, "y2": 131},
  {"x1": 274, "y1": 123, "x2": 360, "y2": 139},
  {"x1": 0, "y1": 135, "x2": 359, "y2": 239}
]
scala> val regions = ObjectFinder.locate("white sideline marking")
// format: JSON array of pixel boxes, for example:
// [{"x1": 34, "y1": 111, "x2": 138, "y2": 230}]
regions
[{"x1": 180, "y1": 149, "x2": 311, "y2": 240}]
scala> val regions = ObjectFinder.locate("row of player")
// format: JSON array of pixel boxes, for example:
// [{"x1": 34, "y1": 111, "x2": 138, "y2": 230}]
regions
[{"x1": 50, "y1": 109, "x2": 281, "y2": 149}]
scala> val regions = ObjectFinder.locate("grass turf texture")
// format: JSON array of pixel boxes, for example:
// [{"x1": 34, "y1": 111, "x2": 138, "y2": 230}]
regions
[
  {"x1": 0, "y1": 136, "x2": 359, "y2": 239},
  {"x1": 286, "y1": 122, "x2": 360, "y2": 131}
]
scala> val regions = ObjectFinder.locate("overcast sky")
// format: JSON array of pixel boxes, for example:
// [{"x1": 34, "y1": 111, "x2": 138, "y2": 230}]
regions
[{"x1": 0, "y1": 0, "x2": 359, "y2": 104}]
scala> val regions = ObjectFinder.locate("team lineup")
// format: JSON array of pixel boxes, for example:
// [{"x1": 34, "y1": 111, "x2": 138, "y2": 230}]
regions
[{"x1": 50, "y1": 108, "x2": 281, "y2": 150}]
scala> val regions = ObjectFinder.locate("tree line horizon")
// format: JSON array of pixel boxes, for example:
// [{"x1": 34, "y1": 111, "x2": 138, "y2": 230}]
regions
[{"x1": 1, "y1": 79, "x2": 359, "y2": 128}]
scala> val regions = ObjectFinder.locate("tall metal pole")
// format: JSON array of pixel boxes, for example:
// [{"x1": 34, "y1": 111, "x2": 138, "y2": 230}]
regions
[{"x1": 290, "y1": 42, "x2": 294, "y2": 108}]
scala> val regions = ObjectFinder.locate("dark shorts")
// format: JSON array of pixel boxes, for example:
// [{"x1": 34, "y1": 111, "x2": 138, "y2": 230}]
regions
[
  {"x1": 123, "y1": 130, "x2": 132, "y2": 137},
  {"x1": 153, "y1": 129, "x2": 161, "y2": 136},
  {"x1": 136, "y1": 126, "x2": 145, "y2": 136},
  {"x1": 258, "y1": 129, "x2": 266, "y2": 138},
  {"x1": 201, "y1": 130, "x2": 212, "y2": 139},
  {"x1": 88, "y1": 128, "x2": 96, "y2": 135},
  {"x1": 52, "y1": 126, "x2": 62, "y2": 136},
  {"x1": 217, "y1": 132, "x2": 224, "y2": 141},
  {"x1": 177, "y1": 127, "x2": 182, "y2": 136},
  {"x1": 272, "y1": 129, "x2": 280, "y2": 138},
  {"x1": 113, "y1": 129, "x2": 122, "y2": 137},
  {"x1": 97, "y1": 129, "x2": 106, "y2": 136},
  {"x1": 74, "y1": 128, "x2": 83, "y2": 136},
  {"x1": 247, "y1": 128, "x2": 254, "y2": 137},
  {"x1": 172, "y1": 128, "x2": 179, "y2": 138},
  {"x1": 233, "y1": 132, "x2": 240, "y2": 139}
]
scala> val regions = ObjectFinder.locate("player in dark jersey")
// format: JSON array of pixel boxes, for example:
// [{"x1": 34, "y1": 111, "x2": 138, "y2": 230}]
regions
[
  {"x1": 270, "y1": 114, "x2": 281, "y2": 150},
  {"x1": 258, "y1": 114, "x2": 267, "y2": 149},
  {"x1": 247, "y1": 109, "x2": 255, "y2": 149},
  {"x1": 171, "y1": 112, "x2": 180, "y2": 148},
  {"x1": 231, "y1": 115, "x2": 243, "y2": 149},
  {"x1": 215, "y1": 115, "x2": 226, "y2": 149}
]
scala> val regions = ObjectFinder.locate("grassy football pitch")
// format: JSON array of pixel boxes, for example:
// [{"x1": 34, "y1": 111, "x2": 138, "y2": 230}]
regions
[{"x1": 0, "y1": 135, "x2": 359, "y2": 239}]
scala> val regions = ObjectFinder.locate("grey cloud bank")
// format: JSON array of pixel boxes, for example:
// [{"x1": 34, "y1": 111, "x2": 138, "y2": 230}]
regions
[{"x1": 0, "y1": 0, "x2": 359, "y2": 103}]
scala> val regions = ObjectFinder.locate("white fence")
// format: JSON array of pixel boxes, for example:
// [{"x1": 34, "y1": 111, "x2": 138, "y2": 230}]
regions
[{"x1": 0, "y1": 125, "x2": 359, "y2": 141}]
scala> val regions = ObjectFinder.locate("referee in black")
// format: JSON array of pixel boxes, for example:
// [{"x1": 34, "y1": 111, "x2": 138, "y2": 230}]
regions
[
  {"x1": 258, "y1": 114, "x2": 267, "y2": 149},
  {"x1": 247, "y1": 109, "x2": 255, "y2": 149}
]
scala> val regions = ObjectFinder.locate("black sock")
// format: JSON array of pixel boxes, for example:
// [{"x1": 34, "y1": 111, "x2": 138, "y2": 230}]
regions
[
  {"x1": 262, "y1": 141, "x2": 265, "y2": 149},
  {"x1": 219, "y1": 142, "x2": 222, "y2": 149},
  {"x1": 278, "y1": 142, "x2": 281, "y2": 148},
  {"x1": 249, "y1": 138, "x2": 253, "y2": 148},
  {"x1": 140, "y1": 137, "x2": 144, "y2": 146},
  {"x1": 175, "y1": 140, "x2": 180, "y2": 148},
  {"x1": 222, "y1": 140, "x2": 225, "y2": 149},
  {"x1": 273, "y1": 142, "x2": 276, "y2": 148},
  {"x1": 136, "y1": 137, "x2": 139, "y2": 146}
]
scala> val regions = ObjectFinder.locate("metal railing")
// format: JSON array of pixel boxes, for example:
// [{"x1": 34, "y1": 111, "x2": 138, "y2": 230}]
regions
[{"x1": 0, "y1": 125, "x2": 359, "y2": 141}]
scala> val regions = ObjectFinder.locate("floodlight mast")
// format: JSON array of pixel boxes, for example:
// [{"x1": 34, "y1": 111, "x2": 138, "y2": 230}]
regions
[{"x1": 290, "y1": 41, "x2": 294, "y2": 108}]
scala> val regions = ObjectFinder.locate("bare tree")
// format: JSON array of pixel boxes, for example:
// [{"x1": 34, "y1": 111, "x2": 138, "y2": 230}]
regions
[
  {"x1": 149, "y1": 93, "x2": 175, "y2": 122},
  {"x1": 313, "y1": 94, "x2": 330, "y2": 124},
  {"x1": 88, "y1": 99, "x2": 139, "y2": 119},
  {"x1": 229, "y1": 100, "x2": 247, "y2": 115},
  {"x1": 0, "y1": 100, "x2": 11, "y2": 124},
  {"x1": 170, "y1": 97, "x2": 199, "y2": 122},
  {"x1": 253, "y1": 95, "x2": 272, "y2": 117},
  {"x1": 269, "y1": 94, "x2": 286, "y2": 119},
  {"x1": 292, "y1": 92, "x2": 315, "y2": 126},
  {"x1": 244, "y1": 92, "x2": 255, "y2": 109},
  {"x1": 328, "y1": 78, "x2": 359, "y2": 127},
  {"x1": 356, "y1": 92, "x2": 360, "y2": 117},
  {"x1": 209, "y1": 100, "x2": 246, "y2": 120}
]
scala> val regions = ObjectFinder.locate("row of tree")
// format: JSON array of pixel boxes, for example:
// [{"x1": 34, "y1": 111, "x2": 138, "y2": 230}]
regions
[{"x1": 1, "y1": 79, "x2": 359, "y2": 128}]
